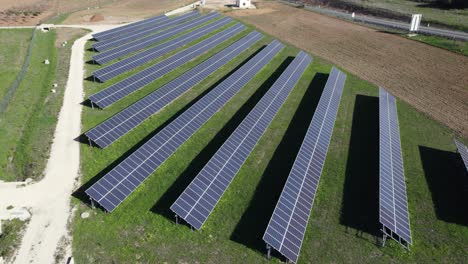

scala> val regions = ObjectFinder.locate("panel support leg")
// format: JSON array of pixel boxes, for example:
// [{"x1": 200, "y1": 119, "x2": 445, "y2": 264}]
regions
[
  {"x1": 90, "y1": 198, "x2": 95, "y2": 209},
  {"x1": 175, "y1": 214, "x2": 179, "y2": 225},
  {"x1": 266, "y1": 244, "x2": 271, "y2": 260},
  {"x1": 382, "y1": 224, "x2": 387, "y2": 247}
]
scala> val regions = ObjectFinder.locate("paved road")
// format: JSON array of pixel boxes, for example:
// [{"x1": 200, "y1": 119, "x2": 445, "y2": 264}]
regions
[
  {"x1": 352, "y1": 13, "x2": 468, "y2": 41},
  {"x1": 282, "y1": 2, "x2": 468, "y2": 41}
]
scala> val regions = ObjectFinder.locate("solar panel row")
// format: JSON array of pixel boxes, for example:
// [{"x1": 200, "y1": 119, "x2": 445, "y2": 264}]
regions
[
  {"x1": 379, "y1": 87, "x2": 412, "y2": 245},
  {"x1": 263, "y1": 67, "x2": 347, "y2": 263},
  {"x1": 85, "y1": 31, "x2": 263, "y2": 148},
  {"x1": 93, "y1": 12, "x2": 221, "y2": 65},
  {"x1": 93, "y1": 14, "x2": 169, "y2": 41},
  {"x1": 170, "y1": 51, "x2": 311, "y2": 230},
  {"x1": 93, "y1": 16, "x2": 232, "y2": 82},
  {"x1": 89, "y1": 23, "x2": 246, "y2": 109},
  {"x1": 454, "y1": 139, "x2": 468, "y2": 172},
  {"x1": 93, "y1": 11, "x2": 200, "y2": 52},
  {"x1": 85, "y1": 40, "x2": 284, "y2": 212}
]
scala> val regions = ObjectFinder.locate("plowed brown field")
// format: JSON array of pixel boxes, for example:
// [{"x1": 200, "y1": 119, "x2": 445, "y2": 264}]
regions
[{"x1": 228, "y1": 1, "x2": 468, "y2": 138}]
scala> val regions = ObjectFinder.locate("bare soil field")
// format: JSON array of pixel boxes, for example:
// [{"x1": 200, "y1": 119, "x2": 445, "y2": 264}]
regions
[
  {"x1": 0, "y1": 0, "x2": 193, "y2": 26},
  {"x1": 63, "y1": 0, "x2": 195, "y2": 24},
  {"x1": 228, "y1": 1, "x2": 468, "y2": 138}
]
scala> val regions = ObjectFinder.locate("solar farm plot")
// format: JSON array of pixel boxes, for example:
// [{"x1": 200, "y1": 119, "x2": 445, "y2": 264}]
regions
[
  {"x1": 454, "y1": 140, "x2": 468, "y2": 172},
  {"x1": 379, "y1": 87, "x2": 412, "y2": 248},
  {"x1": 93, "y1": 14, "x2": 169, "y2": 42},
  {"x1": 85, "y1": 31, "x2": 263, "y2": 149},
  {"x1": 170, "y1": 51, "x2": 312, "y2": 230},
  {"x1": 85, "y1": 40, "x2": 284, "y2": 212},
  {"x1": 89, "y1": 23, "x2": 246, "y2": 109},
  {"x1": 263, "y1": 67, "x2": 347, "y2": 263},
  {"x1": 93, "y1": 12, "x2": 220, "y2": 65},
  {"x1": 92, "y1": 11, "x2": 199, "y2": 52},
  {"x1": 93, "y1": 16, "x2": 232, "y2": 82}
]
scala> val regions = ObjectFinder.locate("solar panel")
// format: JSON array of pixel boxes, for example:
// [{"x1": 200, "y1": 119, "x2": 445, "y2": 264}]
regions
[
  {"x1": 93, "y1": 14, "x2": 169, "y2": 41},
  {"x1": 85, "y1": 40, "x2": 284, "y2": 212},
  {"x1": 93, "y1": 17, "x2": 231, "y2": 82},
  {"x1": 170, "y1": 51, "x2": 312, "y2": 230},
  {"x1": 379, "y1": 87, "x2": 412, "y2": 247},
  {"x1": 454, "y1": 140, "x2": 468, "y2": 172},
  {"x1": 93, "y1": 12, "x2": 221, "y2": 65},
  {"x1": 85, "y1": 31, "x2": 263, "y2": 148},
  {"x1": 263, "y1": 67, "x2": 347, "y2": 263},
  {"x1": 89, "y1": 23, "x2": 246, "y2": 109},
  {"x1": 92, "y1": 11, "x2": 199, "y2": 52}
]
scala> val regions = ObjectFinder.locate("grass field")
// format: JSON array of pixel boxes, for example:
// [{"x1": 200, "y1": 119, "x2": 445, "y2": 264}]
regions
[
  {"x1": 73, "y1": 20, "x2": 468, "y2": 263},
  {"x1": 0, "y1": 29, "x2": 33, "y2": 102},
  {"x1": 407, "y1": 34, "x2": 468, "y2": 56},
  {"x1": 0, "y1": 219, "x2": 28, "y2": 262},
  {"x1": 0, "y1": 28, "x2": 87, "y2": 182}
]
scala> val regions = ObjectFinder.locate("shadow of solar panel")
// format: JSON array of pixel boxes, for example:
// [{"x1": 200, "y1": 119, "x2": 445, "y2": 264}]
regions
[
  {"x1": 379, "y1": 87, "x2": 412, "y2": 246},
  {"x1": 93, "y1": 12, "x2": 220, "y2": 65},
  {"x1": 93, "y1": 14, "x2": 169, "y2": 41},
  {"x1": 85, "y1": 40, "x2": 284, "y2": 212},
  {"x1": 89, "y1": 23, "x2": 245, "y2": 109},
  {"x1": 85, "y1": 31, "x2": 263, "y2": 148},
  {"x1": 263, "y1": 67, "x2": 347, "y2": 263},
  {"x1": 93, "y1": 11, "x2": 199, "y2": 52},
  {"x1": 170, "y1": 51, "x2": 311, "y2": 230},
  {"x1": 454, "y1": 140, "x2": 468, "y2": 171}
]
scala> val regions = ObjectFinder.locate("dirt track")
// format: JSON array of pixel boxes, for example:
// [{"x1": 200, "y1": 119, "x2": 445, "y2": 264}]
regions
[{"x1": 228, "y1": 1, "x2": 468, "y2": 138}]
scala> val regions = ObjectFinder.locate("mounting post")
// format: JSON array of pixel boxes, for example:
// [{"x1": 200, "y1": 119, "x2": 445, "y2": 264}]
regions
[
  {"x1": 266, "y1": 244, "x2": 271, "y2": 260},
  {"x1": 90, "y1": 198, "x2": 95, "y2": 209},
  {"x1": 382, "y1": 225, "x2": 387, "y2": 247},
  {"x1": 175, "y1": 214, "x2": 179, "y2": 225}
]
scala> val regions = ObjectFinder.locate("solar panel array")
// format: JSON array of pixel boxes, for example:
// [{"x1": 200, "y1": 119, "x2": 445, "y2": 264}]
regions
[
  {"x1": 93, "y1": 11, "x2": 199, "y2": 52},
  {"x1": 93, "y1": 16, "x2": 231, "y2": 82},
  {"x1": 93, "y1": 12, "x2": 220, "y2": 65},
  {"x1": 93, "y1": 14, "x2": 169, "y2": 41},
  {"x1": 89, "y1": 23, "x2": 246, "y2": 109},
  {"x1": 85, "y1": 40, "x2": 284, "y2": 212},
  {"x1": 170, "y1": 51, "x2": 311, "y2": 230},
  {"x1": 85, "y1": 31, "x2": 263, "y2": 148},
  {"x1": 379, "y1": 87, "x2": 412, "y2": 246},
  {"x1": 263, "y1": 67, "x2": 347, "y2": 263},
  {"x1": 454, "y1": 140, "x2": 468, "y2": 172}
]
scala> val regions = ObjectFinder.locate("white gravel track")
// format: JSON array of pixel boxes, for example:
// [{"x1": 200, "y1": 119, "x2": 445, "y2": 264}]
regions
[{"x1": 0, "y1": 24, "x2": 117, "y2": 264}]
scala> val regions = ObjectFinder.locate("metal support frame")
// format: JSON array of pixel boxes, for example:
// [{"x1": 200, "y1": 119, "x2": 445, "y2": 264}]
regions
[
  {"x1": 90, "y1": 198, "x2": 95, "y2": 209},
  {"x1": 266, "y1": 244, "x2": 271, "y2": 260},
  {"x1": 175, "y1": 214, "x2": 179, "y2": 225},
  {"x1": 381, "y1": 224, "x2": 410, "y2": 251}
]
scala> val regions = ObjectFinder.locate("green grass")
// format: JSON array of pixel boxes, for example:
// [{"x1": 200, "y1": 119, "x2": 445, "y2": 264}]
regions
[
  {"x1": 73, "y1": 23, "x2": 468, "y2": 263},
  {"x1": 0, "y1": 29, "x2": 33, "y2": 99},
  {"x1": 406, "y1": 34, "x2": 468, "y2": 56},
  {"x1": 0, "y1": 219, "x2": 28, "y2": 262},
  {"x1": 0, "y1": 29, "x2": 87, "y2": 182},
  {"x1": 46, "y1": 13, "x2": 70, "y2": 24}
]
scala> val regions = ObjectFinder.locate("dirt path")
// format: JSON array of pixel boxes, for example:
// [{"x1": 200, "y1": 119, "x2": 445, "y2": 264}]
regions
[
  {"x1": 0, "y1": 24, "x2": 115, "y2": 264},
  {"x1": 228, "y1": 1, "x2": 468, "y2": 138}
]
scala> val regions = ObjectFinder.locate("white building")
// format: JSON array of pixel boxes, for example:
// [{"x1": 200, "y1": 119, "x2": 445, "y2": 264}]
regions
[{"x1": 236, "y1": 0, "x2": 251, "y2": 8}]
